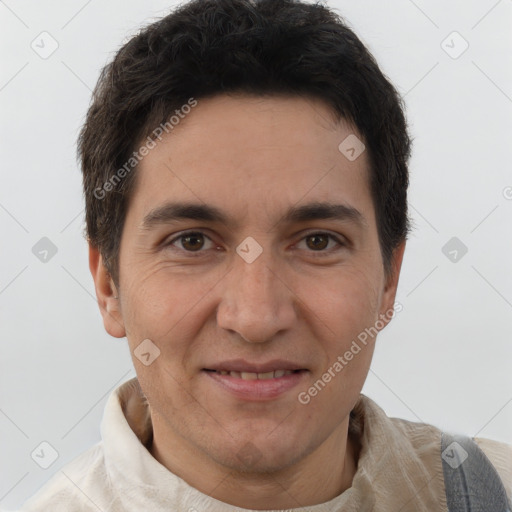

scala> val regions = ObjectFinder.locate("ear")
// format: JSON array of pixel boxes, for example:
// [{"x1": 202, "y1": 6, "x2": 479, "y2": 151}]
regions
[
  {"x1": 377, "y1": 241, "x2": 406, "y2": 326},
  {"x1": 88, "y1": 243, "x2": 126, "y2": 338}
]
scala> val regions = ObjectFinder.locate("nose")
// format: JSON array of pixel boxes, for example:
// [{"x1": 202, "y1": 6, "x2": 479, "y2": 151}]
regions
[{"x1": 216, "y1": 247, "x2": 297, "y2": 344}]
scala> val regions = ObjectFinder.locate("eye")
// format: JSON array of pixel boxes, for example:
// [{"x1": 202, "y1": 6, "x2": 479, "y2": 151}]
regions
[
  {"x1": 166, "y1": 231, "x2": 215, "y2": 254},
  {"x1": 296, "y1": 232, "x2": 345, "y2": 253}
]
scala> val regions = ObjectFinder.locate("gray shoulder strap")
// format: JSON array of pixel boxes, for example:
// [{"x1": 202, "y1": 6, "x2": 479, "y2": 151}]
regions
[{"x1": 441, "y1": 431, "x2": 511, "y2": 512}]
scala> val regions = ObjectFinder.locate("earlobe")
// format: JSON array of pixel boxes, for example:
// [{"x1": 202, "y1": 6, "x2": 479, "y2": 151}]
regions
[{"x1": 88, "y1": 243, "x2": 126, "y2": 338}]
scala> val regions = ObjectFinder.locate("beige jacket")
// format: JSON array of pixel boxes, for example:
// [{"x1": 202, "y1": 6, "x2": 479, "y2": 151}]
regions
[{"x1": 19, "y1": 378, "x2": 512, "y2": 511}]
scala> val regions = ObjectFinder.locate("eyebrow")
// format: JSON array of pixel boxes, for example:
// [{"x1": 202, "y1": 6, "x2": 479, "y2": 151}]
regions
[{"x1": 141, "y1": 201, "x2": 367, "y2": 231}]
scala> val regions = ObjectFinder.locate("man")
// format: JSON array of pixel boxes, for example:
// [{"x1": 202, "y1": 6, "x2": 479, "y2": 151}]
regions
[{"x1": 19, "y1": 0, "x2": 512, "y2": 510}]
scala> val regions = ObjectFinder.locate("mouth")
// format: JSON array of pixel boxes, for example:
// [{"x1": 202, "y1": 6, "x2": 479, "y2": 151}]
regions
[{"x1": 202, "y1": 360, "x2": 308, "y2": 401}]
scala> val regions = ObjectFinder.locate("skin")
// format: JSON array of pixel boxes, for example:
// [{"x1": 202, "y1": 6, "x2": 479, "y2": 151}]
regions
[{"x1": 89, "y1": 94, "x2": 405, "y2": 509}]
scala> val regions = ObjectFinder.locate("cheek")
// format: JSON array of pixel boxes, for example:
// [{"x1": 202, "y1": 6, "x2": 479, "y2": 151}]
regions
[
  {"x1": 121, "y1": 262, "x2": 178, "y2": 326},
  {"x1": 296, "y1": 272, "x2": 379, "y2": 413},
  {"x1": 120, "y1": 264, "x2": 220, "y2": 359},
  {"x1": 301, "y1": 266, "x2": 382, "y2": 339}
]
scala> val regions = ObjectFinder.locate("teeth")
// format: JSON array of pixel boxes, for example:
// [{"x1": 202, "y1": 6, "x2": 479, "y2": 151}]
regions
[
  {"x1": 240, "y1": 372, "x2": 258, "y2": 380},
  {"x1": 258, "y1": 371, "x2": 275, "y2": 380},
  {"x1": 216, "y1": 370, "x2": 295, "y2": 379}
]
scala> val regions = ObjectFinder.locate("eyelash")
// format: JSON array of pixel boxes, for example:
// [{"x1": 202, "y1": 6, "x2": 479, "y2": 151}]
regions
[{"x1": 164, "y1": 230, "x2": 346, "y2": 257}]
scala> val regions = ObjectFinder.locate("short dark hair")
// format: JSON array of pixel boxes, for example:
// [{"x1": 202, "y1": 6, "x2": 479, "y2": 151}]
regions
[{"x1": 78, "y1": 0, "x2": 411, "y2": 288}]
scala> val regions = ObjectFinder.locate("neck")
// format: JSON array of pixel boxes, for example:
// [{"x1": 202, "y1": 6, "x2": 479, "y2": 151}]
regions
[{"x1": 149, "y1": 416, "x2": 359, "y2": 509}]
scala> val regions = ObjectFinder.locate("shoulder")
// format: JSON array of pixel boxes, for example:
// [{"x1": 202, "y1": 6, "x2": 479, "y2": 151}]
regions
[
  {"x1": 389, "y1": 412, "x2": 512, "y2": 505},
  {"x1": 387, "y1": 412, "x2": 512, "y2": 506},
  {"x1": 18, "y1": 442, "x2": 113, "y2": 512}
]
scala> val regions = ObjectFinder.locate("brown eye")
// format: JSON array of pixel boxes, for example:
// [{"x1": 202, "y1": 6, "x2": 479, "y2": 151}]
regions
[
  {"x1": 180, "y1": 232, "x2": 205, "y2": 251},
  {"x1": 296, "y1": 232, "x2": 345, "y2": 255},
  {"x1": 305, "y1": 234, "x2": 330, "y2": 251},
  {"x1": 166, "y1": 231, "x2": 215, "y2": 255}
]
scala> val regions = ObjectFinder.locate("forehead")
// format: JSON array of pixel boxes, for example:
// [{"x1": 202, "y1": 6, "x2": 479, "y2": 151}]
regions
[{"x1": 129, "y1": 94, "x2": 374, "y2": 226}]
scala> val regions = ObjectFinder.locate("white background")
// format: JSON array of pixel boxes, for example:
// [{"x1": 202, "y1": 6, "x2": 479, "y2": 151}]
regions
[{"x1": 1, "y1": 0, "x2": 511, "y2": 509}]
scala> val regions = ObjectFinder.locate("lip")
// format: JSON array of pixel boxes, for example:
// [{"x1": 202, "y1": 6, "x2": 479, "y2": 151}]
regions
[
  {"x1": 203, "y1": 369, "x2": 308, "y2": 401},
  {"x1": 204, "y1": 358, "x2": 306, "y2": 374}
]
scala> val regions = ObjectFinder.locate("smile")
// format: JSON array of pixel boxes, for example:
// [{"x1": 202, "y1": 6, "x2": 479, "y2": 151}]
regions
[
  {"x1": 202, "y1": 366, "x2": 308, "y2": 401},
  {"x1": 205, "y1": 369, "x2": 300, "y2": 379}
]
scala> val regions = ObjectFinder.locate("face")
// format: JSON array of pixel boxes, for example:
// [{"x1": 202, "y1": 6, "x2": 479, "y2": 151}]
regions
[{"x1": 92, "y1": 94, "x2": 404, "y2": 475}]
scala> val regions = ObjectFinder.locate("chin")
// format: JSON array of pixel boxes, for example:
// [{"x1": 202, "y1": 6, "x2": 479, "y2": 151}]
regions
[{"x1": 209, "y1": 431, "x2": 309, "y2": 475}]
